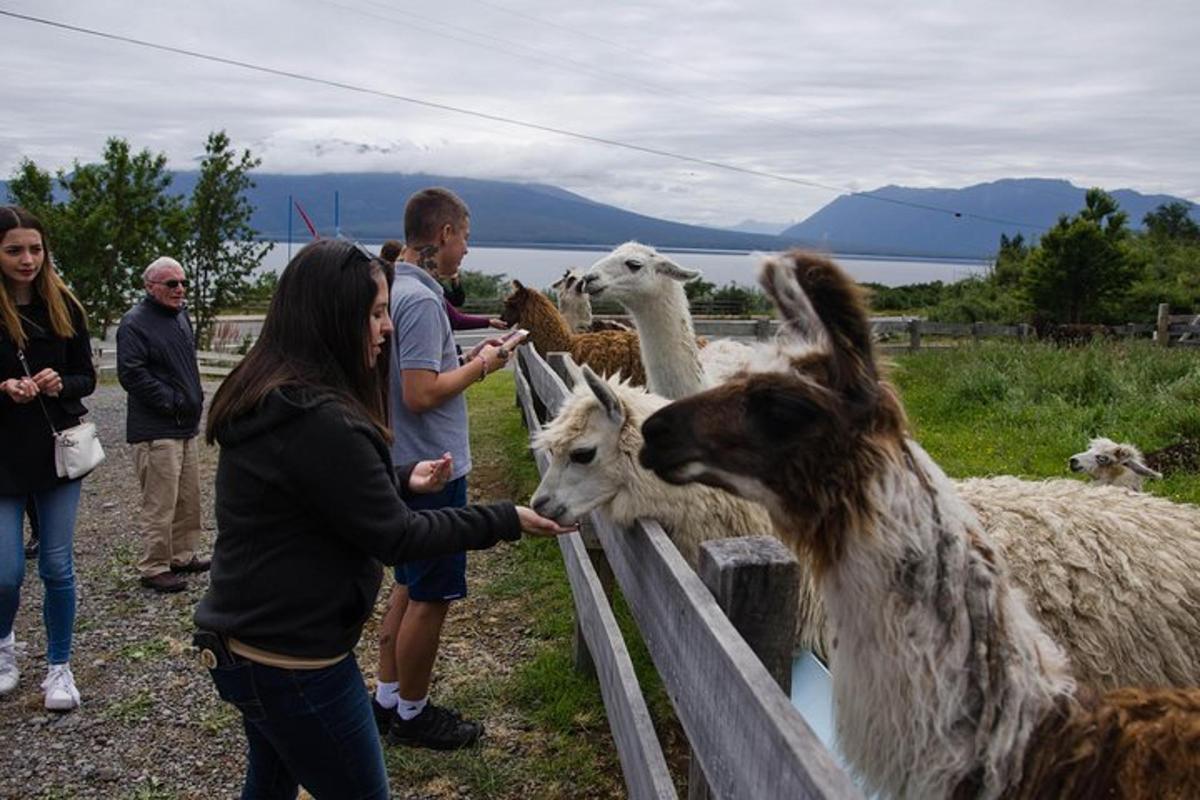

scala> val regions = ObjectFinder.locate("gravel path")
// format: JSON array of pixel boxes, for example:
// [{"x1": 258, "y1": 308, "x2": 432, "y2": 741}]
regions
[{"x1": 0, "y1": 382, "x2": 554, "y2": 800}]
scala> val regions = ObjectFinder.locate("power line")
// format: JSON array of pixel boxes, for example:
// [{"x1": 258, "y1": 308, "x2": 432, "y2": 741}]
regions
[{"x1": 0, "y1": 7, "x2": 1050, "y2": 233}]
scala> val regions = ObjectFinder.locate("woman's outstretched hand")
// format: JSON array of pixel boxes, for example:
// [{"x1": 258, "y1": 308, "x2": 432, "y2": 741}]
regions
[
  {"x1": 515, "y1": 506, "x2": 579, "y2": 537},
  {"x1": 408, "y1": 453, "x2": 453, "y2": 494}
]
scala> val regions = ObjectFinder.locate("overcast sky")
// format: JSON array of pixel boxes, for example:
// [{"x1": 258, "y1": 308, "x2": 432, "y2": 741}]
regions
[{"x1": 2, "y1": 0, "x2": 1197, "y2": 229}]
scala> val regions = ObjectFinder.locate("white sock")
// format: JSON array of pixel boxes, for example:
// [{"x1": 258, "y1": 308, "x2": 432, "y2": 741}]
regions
[
  {"x1": 396, "y1": 695, "x2": 428, "y2": 721},
  {"x1": 375, "y1": 681, "x2": 399, "y2": 709}
]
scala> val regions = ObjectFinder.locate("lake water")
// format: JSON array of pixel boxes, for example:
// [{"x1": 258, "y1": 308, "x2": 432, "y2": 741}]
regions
[{"x1": 261, "y1": 242, "x2": 989, "y2": 288}]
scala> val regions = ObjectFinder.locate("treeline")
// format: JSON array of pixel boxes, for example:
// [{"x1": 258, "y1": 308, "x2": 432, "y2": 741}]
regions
[
  {"x1": 868, "y1": 189, "x2": 1200, "y2": 324},
  {"x1": 6, "y1": 132, "x2": 272, "y2": 344}
]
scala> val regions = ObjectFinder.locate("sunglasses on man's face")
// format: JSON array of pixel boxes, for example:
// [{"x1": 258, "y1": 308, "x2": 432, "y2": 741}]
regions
[{"x1": 153, "y1": 279, "x2": 189, "y2": 289}]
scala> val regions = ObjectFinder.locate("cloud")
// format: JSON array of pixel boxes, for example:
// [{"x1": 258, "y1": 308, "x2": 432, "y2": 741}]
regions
[{"x1": 2, "y1": 0, "x2": 1196, "y2": 229}]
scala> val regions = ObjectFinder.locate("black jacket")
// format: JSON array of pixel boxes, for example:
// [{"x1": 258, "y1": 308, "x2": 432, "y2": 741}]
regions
[
  {"x1": 116, "y1": 296, "x2": 204, "y2": 443},
  {"x1": 0, "y1": 298, "x2": 95, "y2": 494},
  {"x1": 194, "y1": 387, "x2": 522, "y2": 658}
]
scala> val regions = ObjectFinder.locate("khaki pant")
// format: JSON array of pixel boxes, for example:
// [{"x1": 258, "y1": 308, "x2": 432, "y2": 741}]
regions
[{"x1": 134, "y1": 437, "x2": 201, "y2": 577}]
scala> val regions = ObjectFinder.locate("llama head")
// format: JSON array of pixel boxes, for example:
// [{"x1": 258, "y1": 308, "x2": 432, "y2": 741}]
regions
[
  {"x1": 550, "y1": 269, "x2": 586, "y2": 297},
  {"x1": 530, "y1": 365, "x2": 665, "y2": 524},
  {"x1": 1068, "y1": 437, "x2": 1160, "y2": 489},
  {"x1": 637, "y1": 250, "x2": 907, "y2": 570},
  {"x1": 581, "y1": 241, "x2": 700, "y2": 308},
  {"x1": 500, "y1": 279, "x2": 552, "y2": 328}
]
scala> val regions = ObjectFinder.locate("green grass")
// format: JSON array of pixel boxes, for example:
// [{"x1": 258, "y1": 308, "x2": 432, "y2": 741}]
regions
[
  {"x1": 104, "y1": 689, "x2": 156, "y2": 724},
  {"x1": 890, "y1": 340, "x2": 1200, "y2": 503}
]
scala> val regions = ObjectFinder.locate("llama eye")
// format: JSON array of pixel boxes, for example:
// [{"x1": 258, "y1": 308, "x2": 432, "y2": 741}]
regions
[
  {"x1": 569, "y1": 447, "x2": 597, "y2": 464},
  {"x1": 1096, "y1": 455, "x2": 1110, "y2": 464},
  {"x1": 624, "y1": 259, "x2": 643, "y2": 272}
]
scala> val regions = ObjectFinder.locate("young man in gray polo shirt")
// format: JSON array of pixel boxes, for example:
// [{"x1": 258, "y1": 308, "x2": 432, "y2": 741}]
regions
[{"x1": 373, "y1": 188, "x2": 509, "y2": 750}]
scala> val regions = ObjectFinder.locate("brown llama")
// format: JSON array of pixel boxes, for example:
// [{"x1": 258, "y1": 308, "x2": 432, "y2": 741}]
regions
[
  {"x1": 500, "y1": 280, "x2": 646, "y2": 386},
  {"x1": 638, "y1": 250, "x2": 1200, "y2": 799}
]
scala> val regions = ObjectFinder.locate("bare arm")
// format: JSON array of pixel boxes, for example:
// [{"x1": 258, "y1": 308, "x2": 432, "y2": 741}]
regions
[{"x1": 400, "y1": 345, "x2": 507, "y2": 413}]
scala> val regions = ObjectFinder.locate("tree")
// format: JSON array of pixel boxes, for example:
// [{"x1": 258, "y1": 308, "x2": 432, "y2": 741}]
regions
[
  {"x1": 183, "y1": 131, "x2": 272, "y2": 346},
  {"x1": 1022, "y1": 188, "x2": 1137, "y2": 323},
  {"x1": 1143, "y1": 201, "x2": 1200, "y2": 242},
  {"x1": 458, "y1": 269, "x2": 508, "y2": 300},
  {"x1": 992, "y1": 233, "x2": 1030, "y2": 289},
  {"x1": 684, "y1": 276, "x2": 715, "y2": 302},
  {"x1": 8, "y1": 140, "x2": 186, "y2": 336}
]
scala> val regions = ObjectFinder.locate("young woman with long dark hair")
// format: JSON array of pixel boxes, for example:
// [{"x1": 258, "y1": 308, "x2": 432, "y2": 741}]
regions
[
  {"x1": 0, "y1": 205, "x2": 95, "y2": 711},
  {"x1": 194, "y1": 239, "x2": 572, "y2": 798}
]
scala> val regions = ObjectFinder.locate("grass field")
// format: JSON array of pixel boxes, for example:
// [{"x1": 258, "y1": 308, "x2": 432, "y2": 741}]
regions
[{"x1": 890, "y1": 340, "x2": 1200, "y2": 502}]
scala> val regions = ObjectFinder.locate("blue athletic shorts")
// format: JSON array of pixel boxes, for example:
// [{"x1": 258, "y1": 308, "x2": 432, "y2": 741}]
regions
[{"x1": 395, "y1": 477, "x2": 469, "y2": 602}]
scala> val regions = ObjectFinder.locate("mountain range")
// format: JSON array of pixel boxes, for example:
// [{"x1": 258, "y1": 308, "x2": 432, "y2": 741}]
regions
[
  {"x1": 780, "y1": 179, "x2": 1198, "y2": 258},
  {"x1": 4, "y1": 173, "x2": 1195, "y2": 259}
]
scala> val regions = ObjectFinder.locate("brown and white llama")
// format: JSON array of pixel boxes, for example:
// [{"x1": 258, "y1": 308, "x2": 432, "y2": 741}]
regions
[
  {"x1": 638, "y1": 250, "x2": 1200, "y2": 799},
  {"x1": 500, "y1": 279, "x2": 646, "y2": 386}
]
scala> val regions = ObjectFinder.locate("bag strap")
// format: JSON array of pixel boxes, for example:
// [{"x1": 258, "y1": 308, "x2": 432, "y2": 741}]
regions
[{"x1": 15, "y1": 348, "x2": 60, "y2": 436}]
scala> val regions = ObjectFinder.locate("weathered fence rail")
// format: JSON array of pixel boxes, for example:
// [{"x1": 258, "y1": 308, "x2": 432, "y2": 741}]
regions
[{"x1": 515, "y1": 344, "x2": 862, "y2": 800}]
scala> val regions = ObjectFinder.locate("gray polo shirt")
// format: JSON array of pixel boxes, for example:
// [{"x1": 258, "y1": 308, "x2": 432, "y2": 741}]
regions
[{"x1": 389, "y1": 261, "x2": 471, "y2": 481}]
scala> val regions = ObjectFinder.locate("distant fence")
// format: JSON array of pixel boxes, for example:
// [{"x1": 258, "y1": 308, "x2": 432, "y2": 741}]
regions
[
  {"x1": 514, "y1": 345, "x2": 861, "y2": 800},
  {"x1": 91, "y1": 304, "x2": 1199, "y2": 377}
]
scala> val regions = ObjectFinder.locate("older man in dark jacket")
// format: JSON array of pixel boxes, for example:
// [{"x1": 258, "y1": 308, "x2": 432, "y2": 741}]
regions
[{"x1": 117, "y1": 257, "x2": 208, "y2": 593}]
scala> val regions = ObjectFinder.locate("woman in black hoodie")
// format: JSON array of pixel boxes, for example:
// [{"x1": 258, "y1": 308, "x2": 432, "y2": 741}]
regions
[{"x1": 194, "y1": 239, "x2": 571, "y2": 799}]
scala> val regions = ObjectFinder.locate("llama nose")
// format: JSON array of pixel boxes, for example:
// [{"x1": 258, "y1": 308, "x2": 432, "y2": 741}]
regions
[
  {"x1": 1068, "y1": 457, "x2": 1081, "y2": 471},
  {"x1": 531, "y1": 494, "x2": 551, "y2": 516}
]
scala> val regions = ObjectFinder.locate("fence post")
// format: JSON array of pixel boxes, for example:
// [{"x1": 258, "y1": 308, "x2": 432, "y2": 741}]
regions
[
  {"x1": 754, "y1": 318, "x2": 774, "y2": 341},
  {"x1": 1017, "y1": 323, "x2": 1030, "y2": 344},
  {"x1": 545, "y1": 352, "x2": 618, "y2": 677},
  {"x1": 907, "y1": 319, "x2": 922, "y2": 352},
  {"x1": 1157, "y1": 303, "x2": 1171, "y2": 348},
  {"x1": 970, "y1": 322, "x2": 981, "y2": 345},
  {"x1": 687, "y1": 536, "x2": 801, "y2": 800}
]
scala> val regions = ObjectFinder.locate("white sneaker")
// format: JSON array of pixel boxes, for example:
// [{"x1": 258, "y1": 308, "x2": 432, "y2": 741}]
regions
[
  {"x1": 42, "y1": 663, "x2": 80, "y2": 711},
  {"x1": 0, "y1": 634, "x2": 18, "y2": 695}
]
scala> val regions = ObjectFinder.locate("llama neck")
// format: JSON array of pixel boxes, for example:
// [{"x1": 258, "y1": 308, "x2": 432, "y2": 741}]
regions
[
  {"x1": 821, "y1": 440, "x2": 1073, "y2": 800},
  {"x1": 525, "y1": 297, "x2": 575, "y2": 354},
  {"x1": 1109, "y1": 470, "x2": 1144, "y2": 491},
  {"x1": 620, "y1": 284, "x2": 706, "y2": 400}
]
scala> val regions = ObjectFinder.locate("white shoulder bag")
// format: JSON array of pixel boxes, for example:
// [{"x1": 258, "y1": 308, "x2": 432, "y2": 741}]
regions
[{"x1": 17, "y1": 349, "x2": 105, "y2": 480}]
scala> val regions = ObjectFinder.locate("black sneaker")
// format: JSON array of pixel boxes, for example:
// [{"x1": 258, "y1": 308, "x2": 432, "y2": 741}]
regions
[
  {"x1": 386, "y1": 703, "x2": 483, "y2": 751},
  {"x1": 371, "y1": 698, "x2": 396, "y2": 736}
]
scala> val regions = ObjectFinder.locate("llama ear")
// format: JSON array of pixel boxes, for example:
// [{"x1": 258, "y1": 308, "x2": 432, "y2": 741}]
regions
[
  {"x1": 1116, "y1": 445, "x2": 1162, "y2": 479},
  {"x1": 1126, "y1": 459, "x2": 1162, "y2": 479},
  {"x1": 758, "y1": 253, "x2": 831, "y2": 350},
  {"x1": 759, "y1": 250, "x2": 878, "y2": 391},
  {"x1": 582, "y1": 365, "x2": 625, "y2": 424},
  {"x1": 655, "y1": 257, "x2": 702, "y2": 283},
  {"x1": 512, "y1": 279, "x2": 526, "y2": 291}
]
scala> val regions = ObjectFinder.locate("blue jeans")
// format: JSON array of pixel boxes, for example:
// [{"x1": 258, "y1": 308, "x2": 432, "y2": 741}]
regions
[
  {"x1": 207, "y1": 652, "x2": 389, "y2": 799},
  {"x1": 0, "y1": 480, "x2": 81, "y2": 664}
]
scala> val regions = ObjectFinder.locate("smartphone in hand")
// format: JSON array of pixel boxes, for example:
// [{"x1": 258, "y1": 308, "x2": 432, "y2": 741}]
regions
[{"x1": 500, "y1": 328, "x2": 530, "y2": 352}]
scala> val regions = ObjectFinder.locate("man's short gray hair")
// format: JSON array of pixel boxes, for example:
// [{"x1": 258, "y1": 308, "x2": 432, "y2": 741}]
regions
[{"x1": 143, "y1": 256, "x2": 184, "y2": 283}]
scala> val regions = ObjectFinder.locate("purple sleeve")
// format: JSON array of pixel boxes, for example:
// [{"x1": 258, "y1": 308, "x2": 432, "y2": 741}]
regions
[{"x1": 444, "y1": 299, "x2": 491, "y2": 330}]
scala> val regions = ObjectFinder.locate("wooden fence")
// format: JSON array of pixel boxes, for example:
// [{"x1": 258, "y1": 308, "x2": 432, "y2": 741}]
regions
[{"x1": 514, "y1": 344, "x2": 862, "y2": 800}]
